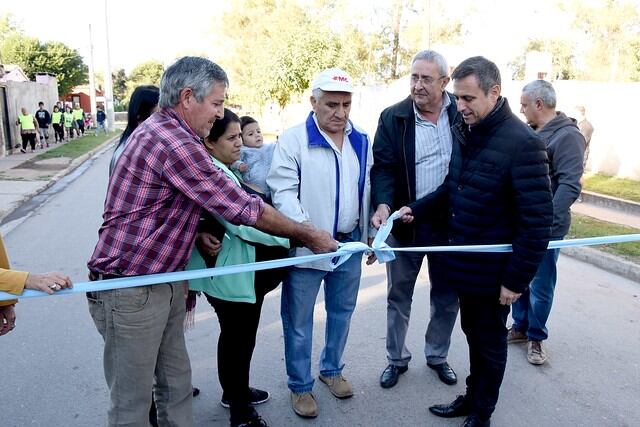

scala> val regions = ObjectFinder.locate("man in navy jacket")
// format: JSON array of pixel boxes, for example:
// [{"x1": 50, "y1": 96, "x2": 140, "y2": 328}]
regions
[{"x1": 409, "y1": 56, "x2": 553, "y2": 427}]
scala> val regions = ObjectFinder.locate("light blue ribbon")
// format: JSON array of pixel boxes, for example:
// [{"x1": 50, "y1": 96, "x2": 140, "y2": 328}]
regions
[{"x1": 2, "y1": 211, "x2": 639, "y2": 301}]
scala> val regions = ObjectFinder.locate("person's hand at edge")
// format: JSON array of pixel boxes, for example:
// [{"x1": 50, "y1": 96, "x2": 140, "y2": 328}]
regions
[
  {"x1": 24, "y1": 272, "x2": 73, "y2": 295},
  {"x1": 371, "y1": 204, "x2": 391, "y2": 229}
]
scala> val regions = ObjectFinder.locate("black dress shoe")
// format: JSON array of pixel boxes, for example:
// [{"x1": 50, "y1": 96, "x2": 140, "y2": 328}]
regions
[
  {"x1": 429, "y1": 395, "x2": 471, "y2": 418},
  {"x1": 461, "y1": 415, "x2": 490, "y2": 427},
  {"x1": 379, "y1": 364, "x2": 408, "y2": 388},
  {"x1": 427, "y1": 361, "x2": 458, "y2": 385}
]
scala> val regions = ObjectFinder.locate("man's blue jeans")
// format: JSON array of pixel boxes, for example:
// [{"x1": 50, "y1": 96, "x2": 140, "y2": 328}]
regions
[
  {"x1": 512, "y1": 247, "x2": 561, "y2": 341},
  {"x1": 281, "y1": 254, "x2": 362, "y2": 393}
]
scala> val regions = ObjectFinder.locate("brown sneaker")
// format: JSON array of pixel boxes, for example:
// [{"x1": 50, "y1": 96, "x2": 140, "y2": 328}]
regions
[
  {"x1": 527, "y1": 340, "x2": 548, "y2": 365},
  {"x1": 291, "y1": 391, "x2": 318, "y2": 418},
  {"x1": 507, "y1": 327, "x2": 527, "y2": 344},
  {"x1": 319, "y1": 374, "x2": 354, "y2": 399}
]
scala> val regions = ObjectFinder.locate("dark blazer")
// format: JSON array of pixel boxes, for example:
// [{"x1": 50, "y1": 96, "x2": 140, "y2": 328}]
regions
[
  {"x1": 413, "y1": 98, "x2": 553, "y2": 295},
  {"x1": 371, "y1": 93, "x2": 459, "y2": 244}
]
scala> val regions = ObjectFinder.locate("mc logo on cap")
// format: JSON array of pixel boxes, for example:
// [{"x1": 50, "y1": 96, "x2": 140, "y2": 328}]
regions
[{"x1": 311, "y1": 68, "x2": 354, "y2": 93}]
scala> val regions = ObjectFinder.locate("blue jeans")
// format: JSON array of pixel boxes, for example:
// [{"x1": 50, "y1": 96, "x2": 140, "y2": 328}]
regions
[
  {"x1": 95, "y1": 121, "x2": 107, "y2": 136},
  {"x1": 281, "y1": 253, "x2": 362, "y2": 393},
  {"x1": 511, "y1": 247, "x2": 561, "y2": 341}
]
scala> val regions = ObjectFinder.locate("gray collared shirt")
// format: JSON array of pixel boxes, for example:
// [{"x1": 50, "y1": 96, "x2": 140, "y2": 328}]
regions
[{"x1": 414, "y1": 94, "x2": 452, "y2": 199}]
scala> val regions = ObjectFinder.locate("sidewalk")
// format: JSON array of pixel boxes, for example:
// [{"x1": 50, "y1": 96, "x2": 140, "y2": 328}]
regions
[
  {"x1": 564, "y1": 192, "x2": 640, "y2": 282},
  {"x1": 571, "y1": 198, "x2": 640, "y2": 229},
  {"x1": 0, "y1": 142, "x2": 638, "y2": 283},
  {"x1": 0, "y1": 133, "x2": 119, "y2": 225}
]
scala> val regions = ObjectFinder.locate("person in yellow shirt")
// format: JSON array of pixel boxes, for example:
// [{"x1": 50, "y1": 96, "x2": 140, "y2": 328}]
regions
[
  {"x1": 0, "y1": 234, "x2": 73, "y2": 336},
  {"x1": 15, "y1": 107, "x2": 38, "y2": 153},
  {"x1": 72, "y1": 103, "x2": 85, "y2": 136},
  {"x1": 64, "y1": 106, "x2": 75, "y2": 140},
  {"x1": 51, "y1": 105, "x2": 65, "y2": 143}
]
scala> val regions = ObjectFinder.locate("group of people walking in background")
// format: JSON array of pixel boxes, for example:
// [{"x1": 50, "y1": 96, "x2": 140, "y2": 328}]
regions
[{"x1": 15, "y1": 101, "x2": 108, "y2": 153}]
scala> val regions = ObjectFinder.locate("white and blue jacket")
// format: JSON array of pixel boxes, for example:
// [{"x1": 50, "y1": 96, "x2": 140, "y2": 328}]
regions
[{"x1": 268, "y1": 112, "x2": 374, "y2": 271}]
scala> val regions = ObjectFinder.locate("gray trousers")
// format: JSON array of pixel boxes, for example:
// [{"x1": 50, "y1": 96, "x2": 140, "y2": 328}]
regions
[
  {"x1": 88, "y1": 283, "x2": 193, "y2": 427},
  {"x1": 386, "y1": 234, "x2": 459, "y2": 366}
]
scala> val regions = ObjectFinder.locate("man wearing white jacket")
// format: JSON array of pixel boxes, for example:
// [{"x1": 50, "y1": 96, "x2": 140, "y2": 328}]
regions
[{"x1": 268, "y1": 68, "x2": 373, "y2": 420}]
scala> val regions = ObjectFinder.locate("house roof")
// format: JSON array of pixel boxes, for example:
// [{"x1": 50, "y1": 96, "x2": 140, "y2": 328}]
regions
[
  {"x1": 67, "y1": 85, "x2": 104, "y2": 96},
  {"x1": 0, "y1": 64, "x2": 29, "y2": 82}
]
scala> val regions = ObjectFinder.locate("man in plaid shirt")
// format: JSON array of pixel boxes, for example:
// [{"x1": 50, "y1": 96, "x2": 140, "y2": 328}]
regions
[{"x1": 87, "y1": 57, "x2": 336, "y2": 427}]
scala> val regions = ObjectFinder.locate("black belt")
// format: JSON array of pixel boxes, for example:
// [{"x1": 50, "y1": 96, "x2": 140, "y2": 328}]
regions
[
  {"x1": 88, "y1": 271, "x2": 126, "y2": 281},
  {"x1": 335, "y1": 230, "x2": 356, "y2": 242}
]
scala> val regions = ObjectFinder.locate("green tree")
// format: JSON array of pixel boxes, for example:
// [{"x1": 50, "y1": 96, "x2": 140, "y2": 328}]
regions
[
  {"x1": 345, "y1": 0, "x2": 463, "y2": 83},
  {"x1": 261, "y1": 29, "x2": 344, "y2": 108},
  {"x1": 0, "y1": 13, "x2": 20, "y2": 46},
  {"x1": 217, "y1": 0, "x2": 342, "y2": 108},
  {"x1": 509, "y1": 38, "x2": 578, "y2": 80},
  {"x1": 0, "y1": 33, "x2": 88, "y2": 95},
  {"x1": 112, "y1": 68, "x2": 127, "y2": 103},
  {"x1": 124, "y1": 60, "x2": 163, "y2": 103},
  {"x1": 569, "y1": 0, "x2": 640, "y2": 81},
  {"x1": 94, "y1": 69, "x2": 127, "y2": 104}
]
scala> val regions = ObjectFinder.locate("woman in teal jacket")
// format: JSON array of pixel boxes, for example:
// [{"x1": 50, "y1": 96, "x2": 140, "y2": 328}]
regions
[{"x1": 188, "y1": 109, "x2": 288, "y2": 427}]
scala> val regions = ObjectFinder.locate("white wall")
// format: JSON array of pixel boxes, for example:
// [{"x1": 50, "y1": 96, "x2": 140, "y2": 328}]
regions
[{"x1": 269, "y1": 79, "x2": 640, "y2": 180}]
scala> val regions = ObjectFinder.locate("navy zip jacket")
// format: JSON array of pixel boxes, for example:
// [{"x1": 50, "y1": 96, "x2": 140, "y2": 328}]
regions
[{"x1": 412, "y1": 98, "x2": 553, "y2": 295}]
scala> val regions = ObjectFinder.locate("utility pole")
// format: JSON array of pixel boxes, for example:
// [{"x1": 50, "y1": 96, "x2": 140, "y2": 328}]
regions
[
  {"x1": 103, "y1": 0, "x2": 115, "y2": 132},
  {"x1": 88, "y1": 24, "x2": 97, "y2": 126},
  {"x1": 425, "y1": 0, "x2": 432, "y2": 49}
]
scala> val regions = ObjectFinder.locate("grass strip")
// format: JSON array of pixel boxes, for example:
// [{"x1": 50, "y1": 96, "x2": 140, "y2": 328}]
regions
[
  {"x1": 567, "y1": 213, "x2": 640, "y2": 263},
  {"x1": 583, "y1": 173, "x2": 640, "y2": 203},
  {"x1": 34, "y1": 131, "x2": 121, "y2": 161}
]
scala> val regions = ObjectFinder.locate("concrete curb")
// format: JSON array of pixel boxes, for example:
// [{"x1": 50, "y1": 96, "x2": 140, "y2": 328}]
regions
[
  {"x1": 0, "y1": 135, "x2": 119, "y2": 225},
  {"x1": 562, "y1": 246, "x2": 640, "y2": 283},
  {"x1": 581, "y1": 190, "x2": 640, "y2": 216}
]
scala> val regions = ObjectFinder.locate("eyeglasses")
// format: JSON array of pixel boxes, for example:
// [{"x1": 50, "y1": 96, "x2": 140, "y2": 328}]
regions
[{"x1": 410, "y1": 75, "x2": 445, "y2": 86}]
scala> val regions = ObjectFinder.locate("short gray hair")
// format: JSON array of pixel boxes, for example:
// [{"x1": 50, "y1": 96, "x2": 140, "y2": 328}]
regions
[
  {"x1": 412, "y1": 50, "x2": 448, "y2": 77},
  {"x1": 159, "y1": 56, "x2": 229, "y2": 108},
  {"x1": 522, "y1": 80, "x2": 557, "y2": 108},
  {"x1": 311, "y1": 88, "x2": 324, "y2": 101}
]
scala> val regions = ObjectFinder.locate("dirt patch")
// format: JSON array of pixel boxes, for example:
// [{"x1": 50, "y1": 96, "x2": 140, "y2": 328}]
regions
[
  {"x1": 15, "y1": 157, "x2": 72, "y2": 171},
  {"x1": 0, "y1": 157, "x2": 71, "y2": 180}
]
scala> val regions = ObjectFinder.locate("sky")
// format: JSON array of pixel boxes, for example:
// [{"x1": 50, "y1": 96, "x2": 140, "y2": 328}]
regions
[
  {"x1": 3, "y1": 0, "x2": 635, "y2": 77},
  {"x1": 2, "y1": 0, "x2": 225, "y2": 73}
]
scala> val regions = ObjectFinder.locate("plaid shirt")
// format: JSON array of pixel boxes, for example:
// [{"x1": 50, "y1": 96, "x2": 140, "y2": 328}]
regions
[{"x1": 88, "y1": 108, "x2": 264, "y2": 276}]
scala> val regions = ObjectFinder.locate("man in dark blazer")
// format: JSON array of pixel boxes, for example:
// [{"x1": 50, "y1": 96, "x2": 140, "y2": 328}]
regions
[{"x1": 371, "y1": 49, "x2": 460, "y2": 389}]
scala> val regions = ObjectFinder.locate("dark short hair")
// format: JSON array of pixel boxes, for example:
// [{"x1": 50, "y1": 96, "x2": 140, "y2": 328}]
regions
[
  {"x1": 451, "y1": 56, "x2": 501, "y2": 95},
  {"x1": 38, "y1": 102, "x2": 44, "y2": 106},
  {"x1": 120, "y1": 85, "x2": 160, "y2": 145},
  {"x1": 208, "y1": 108, "x2": 240, "y2": 142},
  {"x1": 239, "y1": 115, "x2": 257, "y2": 130}
]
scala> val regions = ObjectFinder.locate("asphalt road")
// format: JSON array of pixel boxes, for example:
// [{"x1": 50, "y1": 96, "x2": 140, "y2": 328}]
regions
[{"x1": 0, "y1": 149, "x2": 639, "y2": 426}]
